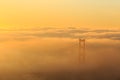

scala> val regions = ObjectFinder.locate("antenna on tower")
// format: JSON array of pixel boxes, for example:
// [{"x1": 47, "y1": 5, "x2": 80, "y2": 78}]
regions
[{"x1": 78, "y1": 38, "x2": 86, "y2": 64}]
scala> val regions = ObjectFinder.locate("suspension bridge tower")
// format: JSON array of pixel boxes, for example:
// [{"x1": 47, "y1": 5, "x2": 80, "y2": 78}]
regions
[{"x1": 78, "y1": 38, "x2": 86, "y2": 64}]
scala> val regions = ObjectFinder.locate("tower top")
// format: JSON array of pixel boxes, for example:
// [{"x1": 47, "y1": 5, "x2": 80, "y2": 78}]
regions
[{"x1": 79, "y1": 38, "x2": 85, "y2": 41}]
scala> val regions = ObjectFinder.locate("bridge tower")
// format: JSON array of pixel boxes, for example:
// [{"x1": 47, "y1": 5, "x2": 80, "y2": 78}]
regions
[{"x1": 78, "y1": 38, "x2": 86, "y2": 64}]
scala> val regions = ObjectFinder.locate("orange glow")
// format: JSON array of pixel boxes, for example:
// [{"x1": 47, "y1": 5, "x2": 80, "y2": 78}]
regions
[{"x1": 0, "y1": 0, "x2": 120, "y2": 29}]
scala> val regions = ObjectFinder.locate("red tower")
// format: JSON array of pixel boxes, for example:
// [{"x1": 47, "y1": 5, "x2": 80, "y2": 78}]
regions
[{"x1": 78, "y1": 38, "x2": 86, "y2": 64}]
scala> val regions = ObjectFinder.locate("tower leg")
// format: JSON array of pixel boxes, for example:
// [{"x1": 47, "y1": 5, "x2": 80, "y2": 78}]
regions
[{"x1": 78, "y1": 39, "x2": 86, "y2": 64}]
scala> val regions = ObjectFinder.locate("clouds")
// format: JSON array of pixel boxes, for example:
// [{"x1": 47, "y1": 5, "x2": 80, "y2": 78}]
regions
[
  {"x1": 0, "y1": 27, "x2": 120, "y2": 41},
  {"x1": 0, "y1": 37, "x2": 120, "y2": 80},
  {"x1": 0, "y1": 28, "x2": 120, "y2": 80}
]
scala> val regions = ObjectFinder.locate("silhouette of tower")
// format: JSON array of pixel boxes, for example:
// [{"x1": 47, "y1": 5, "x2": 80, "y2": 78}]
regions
[{"x1": 78, "y1": 38, "x2": 86, "y2": 64}]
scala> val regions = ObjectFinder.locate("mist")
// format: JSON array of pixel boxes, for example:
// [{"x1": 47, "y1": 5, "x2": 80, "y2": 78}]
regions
[{"x1": 0, "y1": 38, "x2": 120, "y2": 80}]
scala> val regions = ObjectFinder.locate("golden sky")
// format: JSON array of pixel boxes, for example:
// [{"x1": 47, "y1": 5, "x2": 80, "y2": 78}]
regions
[{"x1": 0, "y1": 0, "x2": 120, "y2": 29}]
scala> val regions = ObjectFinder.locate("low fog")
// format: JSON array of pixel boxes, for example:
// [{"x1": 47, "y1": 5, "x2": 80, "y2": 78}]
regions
[{"x1": 0, "y1": 38, "x2": 120, "y2": 80}]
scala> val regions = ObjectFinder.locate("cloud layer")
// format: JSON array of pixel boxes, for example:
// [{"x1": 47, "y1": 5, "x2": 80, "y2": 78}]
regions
[
  {"x1": 0, "y1": 27, "x2": 120, "y2": 79},
  {"x1": 0, "y1": 27, "x2": 120, "y2": 41}
]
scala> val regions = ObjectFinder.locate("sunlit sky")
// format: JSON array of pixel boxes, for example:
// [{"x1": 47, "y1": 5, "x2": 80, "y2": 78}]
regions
[{"x1": 0, "y1": 0, "x2": 120, "y2": 29}]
